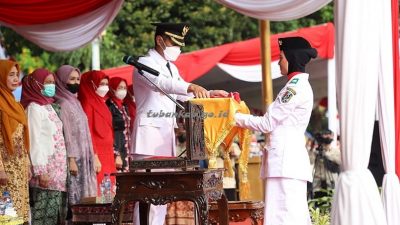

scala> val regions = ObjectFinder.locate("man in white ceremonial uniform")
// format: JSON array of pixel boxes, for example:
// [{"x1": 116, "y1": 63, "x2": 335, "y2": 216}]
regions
[
  {"x1": 131, "y1": 22, "x2": 227, "y2": 225},
  {"x1": 234, "y1": 37, "x2": 317, "y2": 225}
]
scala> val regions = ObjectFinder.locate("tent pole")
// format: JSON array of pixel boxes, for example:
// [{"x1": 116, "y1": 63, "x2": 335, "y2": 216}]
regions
[
  {"x1": 91, "y1": 37, "x2": 101, "y2": 70},
  {"x1": 259, "y1": 20, "x2": 273, "y2": 201},
  {"x1": 260, "y1": 20, "x2": 274, "y2": 110}
]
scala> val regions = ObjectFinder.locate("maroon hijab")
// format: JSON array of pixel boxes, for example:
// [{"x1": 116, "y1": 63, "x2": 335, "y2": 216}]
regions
[{"x1": 21, "y1": 68, "x2": 55, "y2": 108}]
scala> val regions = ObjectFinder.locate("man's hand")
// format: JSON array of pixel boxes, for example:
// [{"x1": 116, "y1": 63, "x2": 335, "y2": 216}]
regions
[
  {"x1": 69, "y1": 158, "x2": 79, "y2": 176},
  {"x1": 115, "y1": 155, "x2": 123, "y2": 169},
  {"x1": 210, "y1": 90, "x2": 229, "y2": 97},
  {"x1": 0, "y1": 171, "x2": 8, "y2": 186},
  {"x1": 38, "y1": 174, "x2": 50, "y2": 188},
  {"x1": 188, "y1": 84, "x2": 210, "y2": 98},
  {"x1": 94, "y1": 154, "x2": 102, "y2": 173}
]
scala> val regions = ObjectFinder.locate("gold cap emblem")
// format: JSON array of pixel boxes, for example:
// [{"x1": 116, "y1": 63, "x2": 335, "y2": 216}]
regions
[{"x1": 182, "y1": 26, "x2": 189, "y2": 37}]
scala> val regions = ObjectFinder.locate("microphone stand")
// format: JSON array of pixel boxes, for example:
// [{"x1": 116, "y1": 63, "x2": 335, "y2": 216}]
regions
[{"x1": 137, "y1": 69, "x2": 185, "y2": 110}]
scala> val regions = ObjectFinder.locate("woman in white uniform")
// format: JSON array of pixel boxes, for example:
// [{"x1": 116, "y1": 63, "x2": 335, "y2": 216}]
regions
[{"x1": 234, "y1": 37, "x2": 317, "y2": 225}]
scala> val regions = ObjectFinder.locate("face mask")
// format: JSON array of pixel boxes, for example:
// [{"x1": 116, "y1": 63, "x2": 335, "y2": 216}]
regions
[
  {"x1": 41, "y1": 84, "x2": 56, "y2": 97},
  {"x1": 160, "y1": 38, "x2": 181, "y2": 61},
  {"x1": 96, "y1": 85, "x2": 109, "y2": 97},
  {"x1": 66, "y1": 83, "x2": 79, "y2": 94},
  {"x1": 115, "y1": 89, "x2": 127, "y2": 100}
]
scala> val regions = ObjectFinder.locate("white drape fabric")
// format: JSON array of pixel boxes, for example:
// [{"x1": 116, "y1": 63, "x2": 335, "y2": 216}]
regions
[
  {"x1": 217, "y1": 61, "x2": 282, "y2": 82},
  {"x1": 331, "y1": 0, "x2": 387, "y2": 225},
  {"x1": 1, "y1": 0, "x2": 123, "y2": 52},
  {"x1": 377, "y1": 1, "x2": 400, "y2": 225},
  {"x1": 214, "y1": 0, "x2": 331, "y2": 21}
]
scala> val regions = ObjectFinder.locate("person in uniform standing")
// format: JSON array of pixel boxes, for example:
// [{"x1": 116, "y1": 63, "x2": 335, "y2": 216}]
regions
[
  {"x1": 234, "y1": 37, "x2": 317, "y2": 225},
  {"x1": 131, "y1": 22, "x2": 227, "y2": 225}
]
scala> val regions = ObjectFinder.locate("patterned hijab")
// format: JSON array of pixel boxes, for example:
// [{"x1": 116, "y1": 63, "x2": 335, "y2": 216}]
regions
[
  {"x1": 0, "y1": 60, "x2": 29, "y2": 154},
  {"x1": 21, "y1": 68, "x2": 55, "y2": 108}
]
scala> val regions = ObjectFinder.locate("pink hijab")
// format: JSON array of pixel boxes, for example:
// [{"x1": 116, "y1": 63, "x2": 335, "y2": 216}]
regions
[{"x1": 54, "y1": 65, "x2": 80, "y2": 104}]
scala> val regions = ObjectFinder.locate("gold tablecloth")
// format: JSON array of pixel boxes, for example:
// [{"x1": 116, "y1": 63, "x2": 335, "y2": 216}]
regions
[{"x1": 189, "y1": 98, "x2": 251, "y2": 199}]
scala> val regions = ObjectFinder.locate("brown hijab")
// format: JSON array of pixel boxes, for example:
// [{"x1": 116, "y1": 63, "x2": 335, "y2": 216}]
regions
[{"x1": 0, "y1": 59, "x2": 29, "y2": 154}]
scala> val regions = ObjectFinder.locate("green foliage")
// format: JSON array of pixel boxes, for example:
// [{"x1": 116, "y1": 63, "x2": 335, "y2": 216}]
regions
[
  {"x1": 309, "y1": 207, "x2": 331, "y2": 225},
  {"x1": 308, "y1": 188, "x2": 334, "y2": 225},
  {"x1": 1, "y1": 1, "x2": 333, "y2": 74}
]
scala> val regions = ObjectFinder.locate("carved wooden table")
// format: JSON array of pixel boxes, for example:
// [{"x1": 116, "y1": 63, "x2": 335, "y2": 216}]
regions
[
  {"x1": 71, "y1": 200, "x2": 134, "y2": 224},
  {"x1": 111, "y1": 168, "x2": 228, "y2": 225},
  {"x1": 208, "y1": 200, "x2": 264, "y2": 225}
]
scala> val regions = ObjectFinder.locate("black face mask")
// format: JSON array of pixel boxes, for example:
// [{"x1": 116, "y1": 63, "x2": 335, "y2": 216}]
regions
[{"x1": 66, "y1": 83, "x2": 79, "y2": 94}]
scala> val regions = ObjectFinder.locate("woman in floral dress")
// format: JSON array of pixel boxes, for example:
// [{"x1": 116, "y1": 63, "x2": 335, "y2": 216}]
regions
[
  {"x1": 21, "y1": 68, "x2": 67, "y2": 225},
  {"x1": 0, "y1": 59, "x2": 31, "y2": 223}
]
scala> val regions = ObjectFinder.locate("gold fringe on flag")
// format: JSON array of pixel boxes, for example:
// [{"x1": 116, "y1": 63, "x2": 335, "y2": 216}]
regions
[{"x1": 189, "y1": 98, "x2": 251, "y2": 198}]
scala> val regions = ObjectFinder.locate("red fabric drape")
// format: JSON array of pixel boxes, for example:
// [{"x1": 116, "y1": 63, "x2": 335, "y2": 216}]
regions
[
  {"x1": 392, "y1": 0, "x2": 400, "y2": 177},
  {"x1": 175, "y1": 22, "x2": 334, "y2": 81},
  {"x1": 103, "y1": 66, "x2": 133, "y2": 86},
  {"x1": 103, "y1": 23, "x2": 334, "y2": 84},
  {"x1": 0, "y1": 0, "x2": 112, "y2": 25}
]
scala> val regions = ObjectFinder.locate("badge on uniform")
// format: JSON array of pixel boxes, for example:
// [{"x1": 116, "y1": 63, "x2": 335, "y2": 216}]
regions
[
  {"x1": 280, "y1": 87, "x2": 296, "y2": 103},
  {"x1": 289, "y1": 78, "x2": 299, "y2": 84}
]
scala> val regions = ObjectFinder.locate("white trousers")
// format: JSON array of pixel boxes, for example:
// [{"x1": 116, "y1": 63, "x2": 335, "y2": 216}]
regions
[
  {"x1": 264, "y1": 177, "x2": 312, "y2": 225},
  {"x1": 133, "y1": 203, "x2": 167, "y2": 225}
]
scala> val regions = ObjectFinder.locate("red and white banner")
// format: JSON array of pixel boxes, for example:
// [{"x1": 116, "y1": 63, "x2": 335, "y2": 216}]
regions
[
  {"x1": 104, "y1": 23, "x2": 334, "y2": 85},
  {"x1": 0, "y1": 0, "x2": 123, "y2": 51}
]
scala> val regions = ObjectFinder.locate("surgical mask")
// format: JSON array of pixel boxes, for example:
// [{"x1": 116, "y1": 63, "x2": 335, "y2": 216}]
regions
[
  {"x1": 160, "y1": 38, "x2": 181, "y2": 61},
  {"x1": 95, "y1": 85, "x2": 109, "y2": 97},
  {"x1": 66, "y1": 83, "x2": 79, "y2": 94},
  {"x1": 41, "y1": 84, "x2": 56, "y2": 97},
  {"x1": 115, "y1": 89, "x2": 127, "y2": 100}
]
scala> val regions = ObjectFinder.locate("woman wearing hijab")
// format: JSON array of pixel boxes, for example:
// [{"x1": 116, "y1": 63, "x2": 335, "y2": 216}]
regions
[
  {"x1": 124, "y1": 84, "x2": 136, "y2": 133},
  {"x1": 21, "y1": 68, "x2": 67, "y2": 225},
  {"x1": 234, "y1": 37, "x2": 317, "y2": 225},
  {"x1": 0, "y1": 60, "x2": 30, "y2": 222},
  {"x1": 54, "y1": 65, "x2": 97, "y2": 206},
  {"x1": 106, "y1": 77, "x2": 131, "y2": 172},
  {"x1": 78, "y1": 70, "x2": 115, "y2": 188}
]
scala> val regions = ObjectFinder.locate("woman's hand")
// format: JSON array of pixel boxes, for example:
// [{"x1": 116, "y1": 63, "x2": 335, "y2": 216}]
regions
[
  {"x1": 38, "y1": 174, "x2": 50, "y2": 188},
  {"x1": 115, "y1": 155, "x2": 123, "y2": 169},
  {"x1": 0, "y1": 171, "x2": 8, "y2": 186},
  {"x1": 94, "y1": 154, "x2": 102, "y2": 173},
  {"x1": 69, "y1": 158, "x2": 79, "y2": 176}
]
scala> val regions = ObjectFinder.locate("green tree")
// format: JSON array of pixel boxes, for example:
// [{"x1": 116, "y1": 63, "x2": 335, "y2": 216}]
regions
[{"x1": 0, "y1": 0, "x2": 333, "y2": 74}]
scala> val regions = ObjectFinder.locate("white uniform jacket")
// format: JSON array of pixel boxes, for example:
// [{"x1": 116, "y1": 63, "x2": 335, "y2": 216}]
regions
[
  {"x1": 131, "y1": 49, "x2": 192, "y2": 157},
  {"x1": 235, "y1": 73, "x2": 313, "y2": 181}
]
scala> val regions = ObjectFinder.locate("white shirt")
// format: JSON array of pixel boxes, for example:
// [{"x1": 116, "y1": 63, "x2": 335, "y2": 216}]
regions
[
  {"x1": 131, "y1": 49, "x2": 192, "y2": 156},
  {"x1": 235, "y1": 73, "x2": 314, "y2": 181}
]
